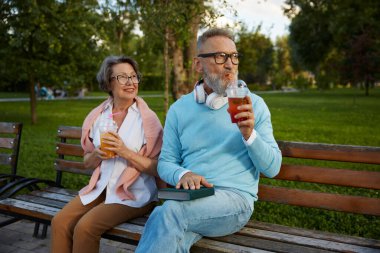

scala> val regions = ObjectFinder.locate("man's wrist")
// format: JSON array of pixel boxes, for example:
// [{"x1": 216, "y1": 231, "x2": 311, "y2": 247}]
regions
[
  {"x1": 178, "y1": 169, "x2": 191, "y2": 182},
  {"x1": 243, "y1": 129, "x2": 257, "y2": 146}
]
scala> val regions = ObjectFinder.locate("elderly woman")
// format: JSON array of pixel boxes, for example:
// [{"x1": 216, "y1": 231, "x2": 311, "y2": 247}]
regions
[{"x1": 51, "y1": 56, "x2": 164, "y2": 253}]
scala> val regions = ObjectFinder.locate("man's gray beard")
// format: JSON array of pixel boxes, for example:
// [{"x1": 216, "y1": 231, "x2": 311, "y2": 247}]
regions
[{"x1": 204, "y1": 72, "x2": 238, "y2": 95}]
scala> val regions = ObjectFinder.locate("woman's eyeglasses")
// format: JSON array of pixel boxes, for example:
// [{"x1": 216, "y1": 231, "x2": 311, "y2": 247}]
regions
[{"x1": 111, "y1": 74, "x2": 140, "y2": 85}]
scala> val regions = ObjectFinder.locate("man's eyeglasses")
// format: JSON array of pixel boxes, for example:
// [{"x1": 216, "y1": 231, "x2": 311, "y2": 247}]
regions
[
  {"x1": 197, "y1": 52, "x2": 240, "y2": 65},
  {"x1": 111, "y1": 74, "x2": 140, "y2": 85}
]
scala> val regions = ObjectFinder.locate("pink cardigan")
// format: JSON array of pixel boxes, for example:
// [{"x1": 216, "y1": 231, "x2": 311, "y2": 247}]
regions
[{"x1": 79, "y1": 96, "x2": 165, "y2": 200}]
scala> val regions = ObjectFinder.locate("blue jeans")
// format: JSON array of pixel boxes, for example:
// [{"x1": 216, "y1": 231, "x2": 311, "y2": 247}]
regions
[{"x1": 135, "y1": 187, "x2": 253, "y2": 253}]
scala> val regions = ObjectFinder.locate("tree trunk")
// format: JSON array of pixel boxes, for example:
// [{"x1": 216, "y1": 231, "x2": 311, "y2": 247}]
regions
[
  {"x1": 170, "y1": 35, "x2": 188, "y2": 100},
  {"x1": 186, "y1": 15, "x2": 200, "y2": 87},
  {"x1": 365, "y1": 78, "x2": 369, "y2": 96},
  {"x1": 116, "y1": 29, "x2": 123, "y2": 54},
  {"x1": 29, "y1": 74, "x2": 37, "y2": 124},
  {"x1": 163, "y1": 27, "x2": 170, "y2": 118}
]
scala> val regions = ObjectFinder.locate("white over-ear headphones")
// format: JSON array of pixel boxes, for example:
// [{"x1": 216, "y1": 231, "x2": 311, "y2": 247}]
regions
[{"x1": 193, "y1": 79, "x2": 228, "y2": 110}]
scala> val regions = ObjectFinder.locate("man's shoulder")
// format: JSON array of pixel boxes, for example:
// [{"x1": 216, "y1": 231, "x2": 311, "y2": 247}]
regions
[
  {"x1": 249, "y1": 92, "x2": 265, "y2": 105},
  {"x1": 170, "y1": 92, "x2": 194, "y2": 109}
]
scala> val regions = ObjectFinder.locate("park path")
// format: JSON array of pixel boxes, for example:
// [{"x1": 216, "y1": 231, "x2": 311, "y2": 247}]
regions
[
  {"x1": 0, "y1": 89, "x2": 298, "y2": 103},
  {"x1": 0, "y1": 214, "x2": 136, "y2": 253},
  {"x1": 0, "y1": 94, "x2": 164, "y2": 102}
]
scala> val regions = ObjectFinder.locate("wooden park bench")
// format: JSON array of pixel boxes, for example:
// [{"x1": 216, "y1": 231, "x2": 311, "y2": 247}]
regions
[{"x1": 0, "y1": 125, "x2": 379, "y2": 252}]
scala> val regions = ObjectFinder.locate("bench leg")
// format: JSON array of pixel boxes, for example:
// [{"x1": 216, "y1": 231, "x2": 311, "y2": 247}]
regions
[
  {"x1": 33, "y1": 222, "x2": 48, "y2": 239},
  {"x1": 33, "y1": 222, "x2": 40, "y2": 238},
  {"x1": 41, "y1": 223, "x2": 48, "y2": 238}
]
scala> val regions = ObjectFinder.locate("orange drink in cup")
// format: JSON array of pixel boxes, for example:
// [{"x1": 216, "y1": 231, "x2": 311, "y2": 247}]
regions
[
  {"x1": 99, "y1": 117, "x2": 118, "y2": 158},
  {"x1": 226, "y1": 80, "x2": 249, "y2": 123},
  {"x1": 100, "y1": 132, "x2": 116, "y2": 158}
]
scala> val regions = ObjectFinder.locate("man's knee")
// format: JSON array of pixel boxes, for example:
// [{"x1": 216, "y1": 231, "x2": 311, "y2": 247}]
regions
[{"x1": 151, "y1": 201, "x2": 183, "y2": 222}]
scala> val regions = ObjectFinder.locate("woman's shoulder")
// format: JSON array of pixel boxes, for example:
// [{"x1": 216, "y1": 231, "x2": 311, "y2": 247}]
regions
[{"x1": 136, "y1": 97, "x2": 162, "y2": 125}]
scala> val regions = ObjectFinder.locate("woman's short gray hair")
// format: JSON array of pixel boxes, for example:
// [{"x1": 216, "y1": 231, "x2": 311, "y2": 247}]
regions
[
  {"x1": 97, "y1": 55, "x2": 141, "y2": 96},
  {"x1": 197, "y1": 28, "x2": 235, "y2": 52}
]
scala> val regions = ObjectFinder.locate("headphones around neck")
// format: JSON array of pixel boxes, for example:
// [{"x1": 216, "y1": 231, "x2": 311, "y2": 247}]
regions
[{"x1": 193, "y1": 79, "x2": 228, "y2": 110}]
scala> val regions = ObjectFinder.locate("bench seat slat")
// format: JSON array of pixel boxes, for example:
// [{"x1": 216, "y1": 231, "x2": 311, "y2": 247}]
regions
[
  {"x1": 267, "y1": 164, "x2": 380, "y2": 190},
  {"x1": 0, "y1": 198, "x2": 59, "y2": 220},
  {"x1": 106, "y1": 222, "x2": 144, "y2": 241},
  {"x1": 15, "y1": 195, "x2": 67, "y2": 209},
  {"x1": 238, "y1": 227, "x2": 376, "y2": 253},
  {"x1": 44, "y1": 186, "x2": 78, "y2": 196},
  {"x1": 192, "y1": 238, "x2": 272, "y2": 253},
  {"x1": 29, "y1": 191, "x2": 74, "y2": 203},
  {"x1": 258, "y1": 185, "x2": 380, "y2": 216},
  {"x1": 278, "y1": 141, "x2": 380, "y2": 164},
  {"x1": 212, "y1": 234, "x2": 334, "y2": 253},
  {"x1": 247, "y1": 221, "x2": 380, "y2": 249}
]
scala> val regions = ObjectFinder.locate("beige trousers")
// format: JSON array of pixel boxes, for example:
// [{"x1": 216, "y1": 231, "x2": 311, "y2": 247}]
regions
[{"x1": 50, "y1": 191, "x2": 155, "y2": 253}]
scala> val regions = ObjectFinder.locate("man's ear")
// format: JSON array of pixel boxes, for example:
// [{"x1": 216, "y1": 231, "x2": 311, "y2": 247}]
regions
[{"x1": 193, "y1": 57, "x2": 203, "y2": 73}]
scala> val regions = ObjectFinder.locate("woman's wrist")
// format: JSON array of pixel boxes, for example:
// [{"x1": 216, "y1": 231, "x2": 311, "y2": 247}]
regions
[{"x1": 121, "y1": 147, "x2": 134, "y2": 161}]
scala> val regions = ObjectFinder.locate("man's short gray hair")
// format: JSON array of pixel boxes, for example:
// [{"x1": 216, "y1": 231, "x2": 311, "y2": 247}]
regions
[
  {"x1": 197, "y1": 28, "x2": 235, "y2": 52},
  {"x1": 97, "y1": 55, "x2": 141, "y2": 96}
]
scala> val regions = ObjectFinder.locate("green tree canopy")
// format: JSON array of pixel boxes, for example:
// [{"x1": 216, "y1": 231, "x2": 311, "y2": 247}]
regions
[
  {"x1": 236, "y1": 27, "x2": 274, "y2": 86},
  {"x1": 0, "y1": 0, "x2": 107, "y2": 123},
  {"x1": 285, "y1": 0, "x2": 380, "y2": 94}
]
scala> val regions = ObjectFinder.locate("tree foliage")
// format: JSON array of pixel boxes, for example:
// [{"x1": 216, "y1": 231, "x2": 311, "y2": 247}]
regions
[
  {"x1": 0, "y1": 0, "x2": 106, "y2": 123},
  {"x1": 133, "y1": 0, "x2": 228, "y2": 116},
  {"x1": 285, "y1": 0, "x2": 380, "y2": 94},
  {"x1": 99, "y1": 0, "x2": 138, "y2": 55},
  {"x1": 236, "y1": 27, "x2": 274, "y2": 86},
  {"x1": 272, "y1": 36, "x2": 294, "y2": 89}
]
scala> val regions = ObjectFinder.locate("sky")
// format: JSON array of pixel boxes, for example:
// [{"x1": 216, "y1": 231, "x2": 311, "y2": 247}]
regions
[{"x1": 215, "y1": 0, "x2": 291, "y2": 42}]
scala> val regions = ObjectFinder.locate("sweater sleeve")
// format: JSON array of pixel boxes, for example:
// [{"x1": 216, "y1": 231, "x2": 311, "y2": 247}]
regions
[
  {"x1": 245, "y1": 96, "x2": 282, "y2": 178},
  {"x1": 157, "y1": 107, "x2": 187, "y2": 186}
]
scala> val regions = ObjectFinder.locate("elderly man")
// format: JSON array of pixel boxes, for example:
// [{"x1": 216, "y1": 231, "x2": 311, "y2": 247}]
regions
[{"x1": 136, "y1": 27, "x2": 282, "y2": 253}]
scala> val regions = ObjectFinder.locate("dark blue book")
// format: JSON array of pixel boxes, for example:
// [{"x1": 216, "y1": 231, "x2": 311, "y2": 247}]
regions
[{"x1": 158, "y1": 187, "x2": 215, "y2": 201}]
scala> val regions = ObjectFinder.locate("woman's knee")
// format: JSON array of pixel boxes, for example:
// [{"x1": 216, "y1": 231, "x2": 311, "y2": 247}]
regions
[
  {"x1": 51, "y1": 210, "x2": 70, "y2": 231},
  {"x1": 73, "y1": 213, "x2": 106, "y2": 239},
  {"x1": 73, "y1": 216, "x2": 93, "y2": 236}
]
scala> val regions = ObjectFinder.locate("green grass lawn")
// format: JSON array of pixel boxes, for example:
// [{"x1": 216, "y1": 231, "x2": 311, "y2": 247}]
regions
[{"x1": 1, "y1": 87, "x2": 379, "y2": 239}]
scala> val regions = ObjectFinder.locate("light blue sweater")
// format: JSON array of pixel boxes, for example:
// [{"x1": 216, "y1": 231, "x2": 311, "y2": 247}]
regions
[{"x1": 158, "y1": 91, "x2": 282, "y2": 205}]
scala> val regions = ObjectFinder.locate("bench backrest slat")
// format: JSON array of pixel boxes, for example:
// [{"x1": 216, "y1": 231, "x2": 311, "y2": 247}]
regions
[
  {"x1": 0, "y1": 122, "x2": 23, "y2": 176},
  {"x1": 258, "y1": 185, "x2": 380, "y2": 216},
  {"x1": 264, "y1": 164, "x2": 380, "y2": 190},
  {"x1": 56, "y1": 143, "x2": 84, "y2": 157},
  {"x1": 54, "y1": 159, "x2": 93, "y2": 176},
  {"x1": 57, "y1": 126, "x2": 82, "y2": 139},
  {"x1": 0, "y1": 137, "x2": 17, "y2": 149},
  {"x1": 0, "y1": 122, "x2": 22, "y2": 135},
  {"x1": 55, "y1": 126, "x2": 84, "y2": 186},
  {"x1": 278, "y1": 141, "x2": 380, "y2": 164},
  {"x1": 0, "y1": 153, "x2": 16, "y2": 166}
]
